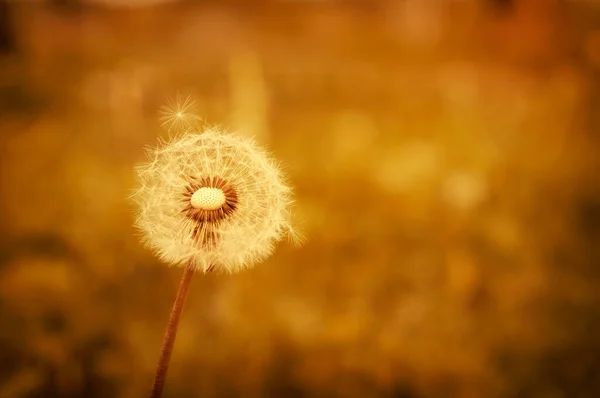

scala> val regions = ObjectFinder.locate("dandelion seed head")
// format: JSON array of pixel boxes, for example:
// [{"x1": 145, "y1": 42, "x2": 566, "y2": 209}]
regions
[{"x1": 132, "y1": 126, "x2": 299, "y2": 273}]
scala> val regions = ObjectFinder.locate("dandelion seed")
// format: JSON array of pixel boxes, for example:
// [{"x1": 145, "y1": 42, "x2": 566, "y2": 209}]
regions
[{"x1": 158, "y1": 94, "x2": 202, "y2": 133}]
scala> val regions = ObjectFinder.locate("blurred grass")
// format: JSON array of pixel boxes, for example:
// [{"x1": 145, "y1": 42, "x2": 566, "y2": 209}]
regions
[{"x1": 0, "y1": 0, "x2": 600, "y2": 397}]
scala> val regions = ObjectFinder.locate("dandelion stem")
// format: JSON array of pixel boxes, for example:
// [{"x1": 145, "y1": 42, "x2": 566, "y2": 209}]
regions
[{"x1": 150, "y1": 266, "x2": 195, "y2": 398}]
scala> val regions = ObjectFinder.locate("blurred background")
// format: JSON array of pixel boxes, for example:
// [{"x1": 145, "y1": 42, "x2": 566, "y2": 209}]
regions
[{"x1": 0, "y1": 0, "x2": 599, "y2": 397}]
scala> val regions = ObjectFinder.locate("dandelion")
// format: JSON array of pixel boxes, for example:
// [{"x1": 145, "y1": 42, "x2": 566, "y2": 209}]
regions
[
  {"x1": 133, "y1": 128, "x2": 299, "y2": 273},
  {"x1": 132, "y1": 104, "x2": 301, "y2": 398}
]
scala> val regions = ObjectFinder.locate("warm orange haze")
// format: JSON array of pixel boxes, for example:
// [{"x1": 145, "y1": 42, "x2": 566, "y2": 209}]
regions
[{"x1": 0, "y1": 0, "x2": 599, "y2": 397}]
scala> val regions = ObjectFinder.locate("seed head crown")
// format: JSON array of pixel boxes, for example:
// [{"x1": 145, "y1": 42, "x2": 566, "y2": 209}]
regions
[
  {"x1": 191, "y1": 187, "x2": 225, "y2": 210},
  {"x1": 132, "y1": 126, "x2": 299, "y2": 273}
]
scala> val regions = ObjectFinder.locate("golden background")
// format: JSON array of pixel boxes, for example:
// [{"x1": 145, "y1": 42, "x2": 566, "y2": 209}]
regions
[{"x1": 0, "y1": 0, "x2": 599, "y2": 397}]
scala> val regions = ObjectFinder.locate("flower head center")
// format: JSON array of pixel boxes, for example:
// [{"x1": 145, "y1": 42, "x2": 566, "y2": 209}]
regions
[
  {"x1": 182, "y1": 176, "x2": 239, "y2": 227},
  {"x1": 190, "y1": 187, "x2": 226, "y2": 210}
]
